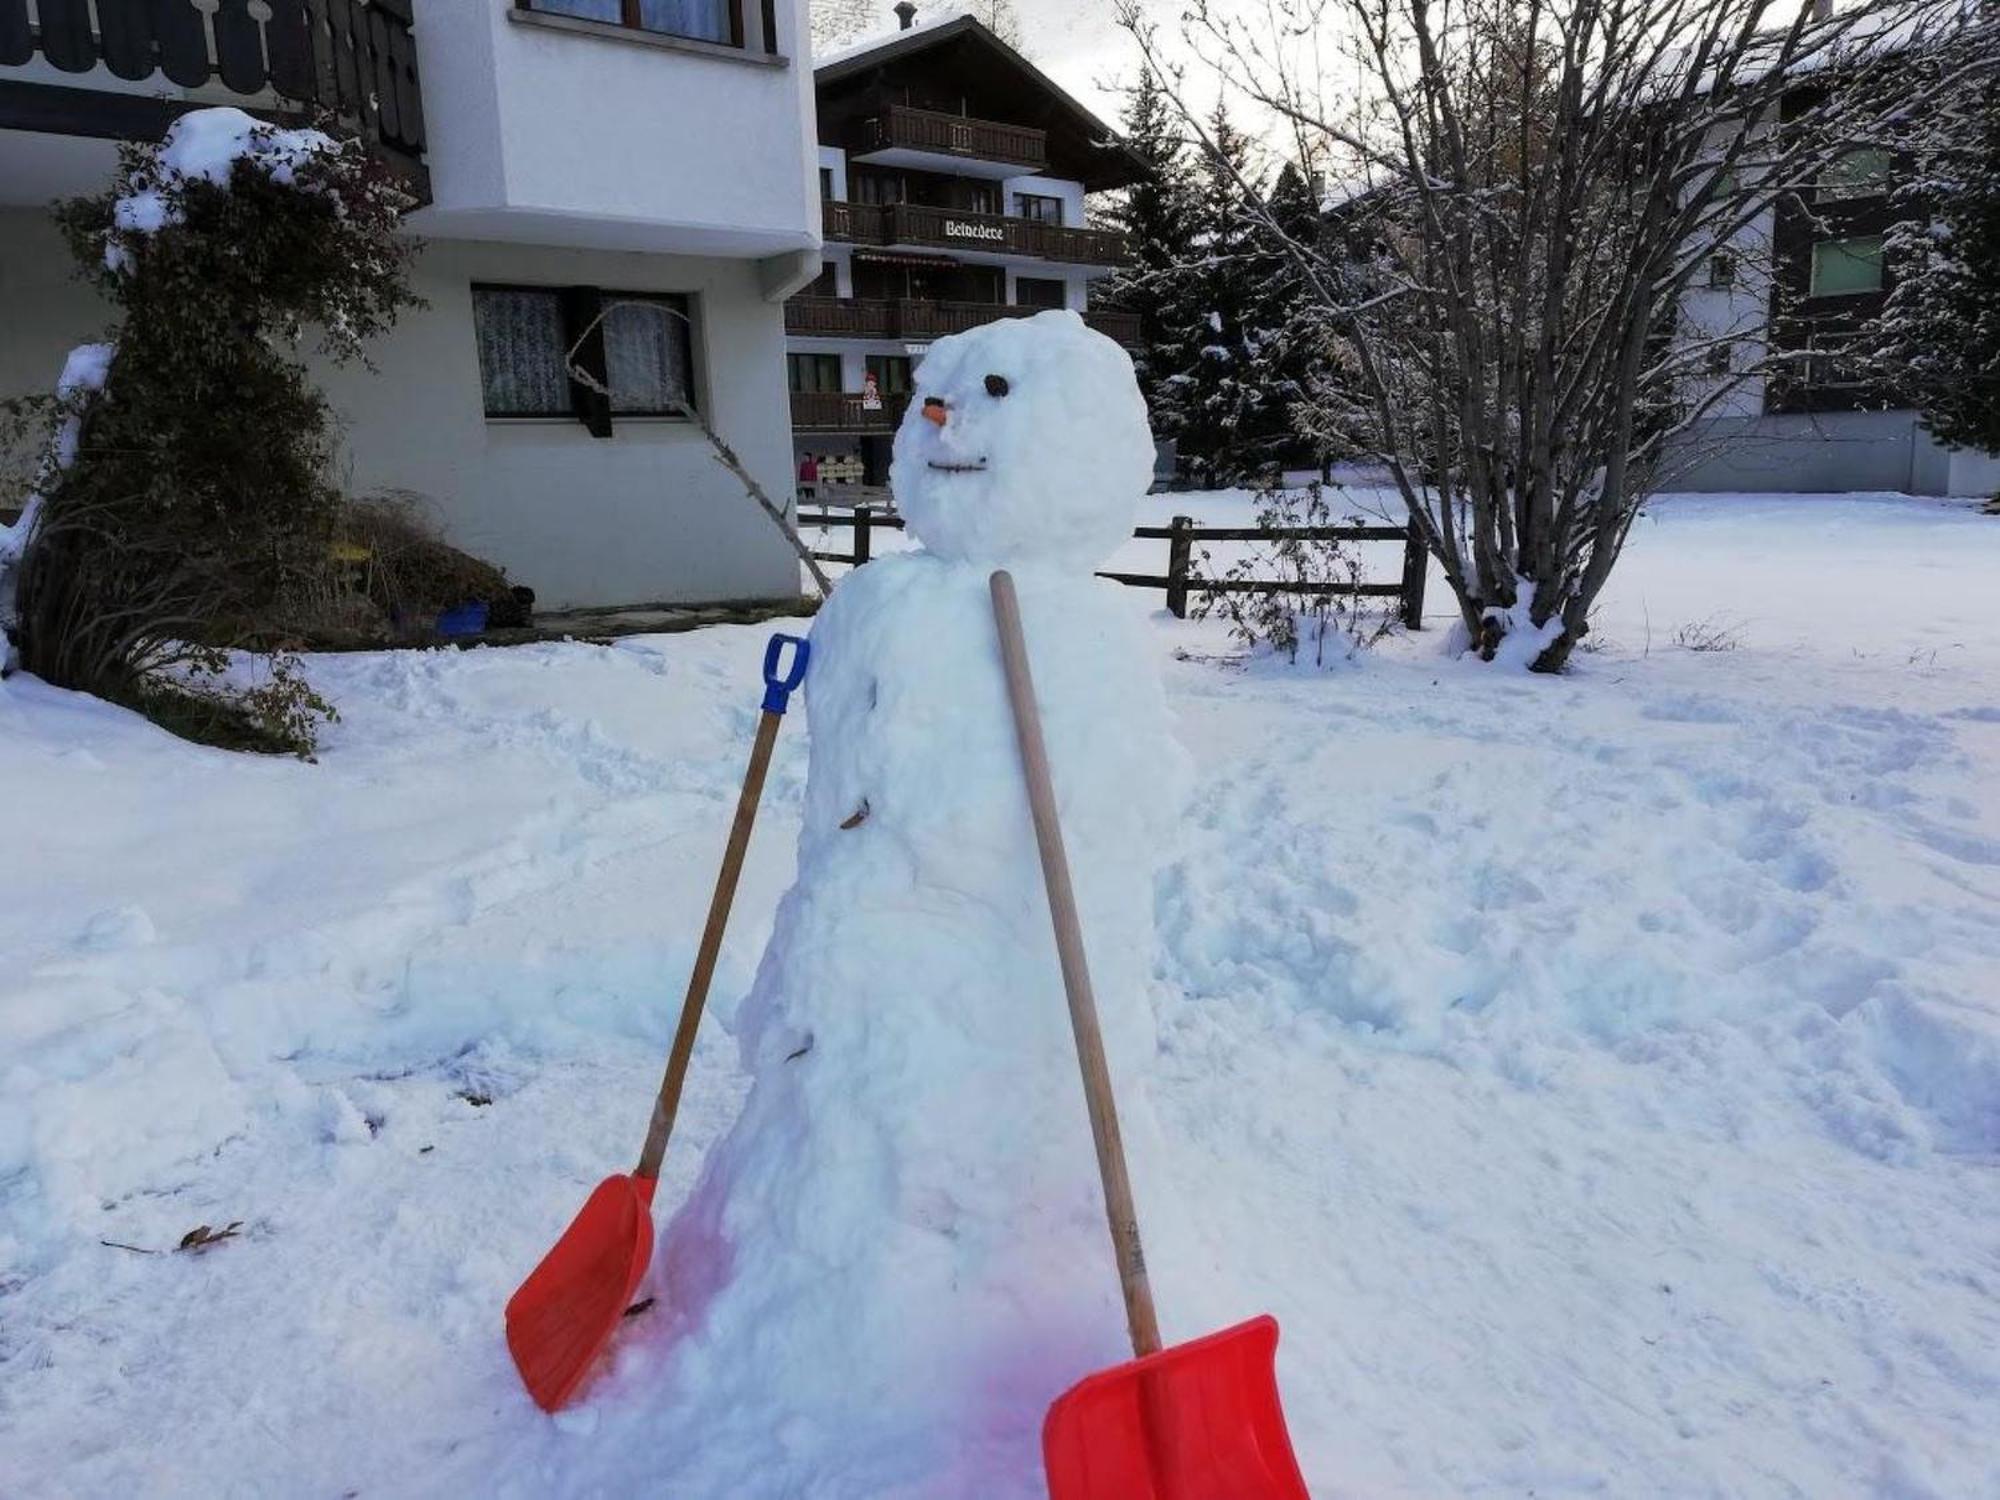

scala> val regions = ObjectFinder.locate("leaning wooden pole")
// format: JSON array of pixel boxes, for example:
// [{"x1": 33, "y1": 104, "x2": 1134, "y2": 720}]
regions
[{"x1": 989, "y1": 568, "x2": 1163, "y2": 1360}]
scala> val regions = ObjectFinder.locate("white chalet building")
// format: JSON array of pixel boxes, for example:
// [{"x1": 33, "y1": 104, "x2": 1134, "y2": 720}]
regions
[
  {"x1": 784, "y1": 8, "x2": 1144, "y2": 490},
  {"x1": 1, "y1": 0, "x2": 823, "y2": 609}
]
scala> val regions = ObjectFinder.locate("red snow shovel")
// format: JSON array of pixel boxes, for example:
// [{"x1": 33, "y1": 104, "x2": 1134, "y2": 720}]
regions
[
  {"x1": 505, "y1": 632, "x2": 811, "y2": 1413},
  {"x1": 990, "y1": 572, "x2": 1310, "y2": 1500}
]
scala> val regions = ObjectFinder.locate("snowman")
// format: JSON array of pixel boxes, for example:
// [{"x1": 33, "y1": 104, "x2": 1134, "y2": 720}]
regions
[{"x1": 649, "y1": 311, "x2": 1189, "y2": 1496}]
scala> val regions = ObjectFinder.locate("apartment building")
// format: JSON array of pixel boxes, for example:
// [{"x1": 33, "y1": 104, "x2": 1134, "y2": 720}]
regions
[
  {"x1": 784, "y1": 7, "x2": 1144, "y2": 489},
  {"x1": 1, "y1": 0, "x2": 824, "y2": 608},
  {"x1": 1673, "y1": 103, "x2": 2000, "y2": 497}
]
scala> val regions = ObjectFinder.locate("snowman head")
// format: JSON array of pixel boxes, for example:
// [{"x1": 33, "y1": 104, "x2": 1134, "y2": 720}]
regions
[{"x1": 889, "y1": 310, "x2": 1153, "y2": 570}]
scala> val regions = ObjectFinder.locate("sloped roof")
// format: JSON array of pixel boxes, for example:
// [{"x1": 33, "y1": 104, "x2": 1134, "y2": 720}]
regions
[{"x1": 815, "y1": 14, "x2": 1148, "y2": 191}]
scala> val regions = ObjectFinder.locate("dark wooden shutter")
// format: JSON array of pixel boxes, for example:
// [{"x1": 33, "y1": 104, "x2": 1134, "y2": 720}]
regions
[
  {"x1": 213, "y1": 0, "x2": 272, "y2": 95},
  {"x1": 97, "y1": 0, "x2": 158, "y2": 81},
  {"x1": 0, "y1": 0, "x2": 36, "y2": 67},
  {"x1": 156, "y1": 0, "x2": 214, "y2": 88},
  {"x1": 37, "y1": 0, "x2": 96, "y2": 72},
  {"x1": 266, "y1": 0, "x2": 318, "y2": 100},
  {"x1": 560, "y1": 287, "x2": 614, "y2": 439}
]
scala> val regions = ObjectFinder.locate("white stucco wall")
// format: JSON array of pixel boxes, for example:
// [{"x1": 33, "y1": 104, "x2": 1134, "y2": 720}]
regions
[
  {"x1": 1, "y1": 210, "x2": 802, "y2": 608},
  {"x1": 411, "y1": 0, "x2": 819, "y2": 258}
]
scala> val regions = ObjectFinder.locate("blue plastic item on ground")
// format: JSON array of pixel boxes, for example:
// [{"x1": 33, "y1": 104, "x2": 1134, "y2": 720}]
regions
[{"x1": 436, "y1": 601, "x2": 489, "y2": 638}]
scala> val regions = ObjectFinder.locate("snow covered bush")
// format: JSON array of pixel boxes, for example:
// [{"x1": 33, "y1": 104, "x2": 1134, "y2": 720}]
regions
[{"x1": 5, "y1": 108, "x2": 417, "y2": 754}]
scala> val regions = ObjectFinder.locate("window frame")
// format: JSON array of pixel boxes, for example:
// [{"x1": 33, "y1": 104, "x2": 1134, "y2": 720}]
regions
[
  {"x1": 1817, "y1": 147, "x2": 1893, "y2": 203},
  {"x1": 864, "y1": 354, "x2": 914, "y2": 395},
  {"x1": 1014, "y1": 192, "x2": 1065, "y2": 226},
  {"x1": 1014, "y1": 275, "x2": 1068, "y2": 310},
  {"x1": 517, "y1": 0, "x2": 747, "y2": 50},
  {"x1": 787, "y1": 352, "x2": 842, "y2": 394},
  {"x1": 601, "y1": 293, "x2": 701, "y2": 419},
  {"x1": 1807, "y1": 235, "x2": 1885, "y2": 298},
  {"x1": 1707, "y1": 251, "x2": 1736, "y2": 289},
  {"x1": 1802, "y1": 331, "x2": 1867, "y2": 391},
  {"x1": 471, "y1": 285, "x2": 578, "y2": 421},
  {"x1": 472, "y1": 282, "x2": 700, "y2": 437}
]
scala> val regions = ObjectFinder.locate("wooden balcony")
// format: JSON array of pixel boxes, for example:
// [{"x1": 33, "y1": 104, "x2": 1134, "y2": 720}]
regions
[
  {"x1": 785, "y1": 297, "x2": 1143, "y2": 349},
  {"x1": 0, "y1": 0, "x2": 428, "y2": 200},
  {"x1": 792, "y1": 389, "x2": 913, "y2": 433},
  {"x1": 820, "y1": 200, "x2": 1128, "y2": 267},
  {"x1": 853, "y1": 104, "x2": 1048, "y2": 174}
]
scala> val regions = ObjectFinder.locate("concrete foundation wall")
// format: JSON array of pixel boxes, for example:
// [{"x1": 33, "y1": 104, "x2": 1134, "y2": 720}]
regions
[
  {"x1": 1668, "y1": 408, "x2": 2000, "y2": 498},
  {"x1": 0, "y1": 209, "x2": 801, "y2": 610}
]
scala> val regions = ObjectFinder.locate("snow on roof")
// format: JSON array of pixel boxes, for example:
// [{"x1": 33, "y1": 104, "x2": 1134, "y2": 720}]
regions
[{"x1": 813, "y1": 11, "x2": 961, "y2": 71}]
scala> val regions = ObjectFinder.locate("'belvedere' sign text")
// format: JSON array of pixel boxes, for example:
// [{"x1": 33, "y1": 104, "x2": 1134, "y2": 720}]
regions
[{"x1": 944, "y1": 220, "x2": 1007, "y2": 242}]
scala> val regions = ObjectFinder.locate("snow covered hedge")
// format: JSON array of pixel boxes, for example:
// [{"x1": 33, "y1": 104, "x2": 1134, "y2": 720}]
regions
[{"x1": 3, "y1": 108, "x2": 418, "y2": 754}]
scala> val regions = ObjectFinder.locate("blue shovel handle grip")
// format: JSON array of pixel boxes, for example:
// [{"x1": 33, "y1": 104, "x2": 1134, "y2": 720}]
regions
[{"x1": 761, "y1": 633, "x2": 811, "y2": 715}]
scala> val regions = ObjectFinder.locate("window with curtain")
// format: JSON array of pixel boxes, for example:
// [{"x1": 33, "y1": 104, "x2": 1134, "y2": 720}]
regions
[
  {"x1": 604, "y1": 296, "x2": 695, "y2": 414},
  {"x1": 526, "y1": 0, "x2": 735, "y2": 45},
  {"x1": 865, "y1": 355, "x2": 913, "y2": 395},
  {"x1": 788, "y1": 353, "x2": 841, "y2": 394},
  {"x1": 473, "y1": 289, "x2": 573, "y2": 417},
  {"x1": 1809, "y1": 236, "x2": 1885, "y2": 297},
  {"x1": 472, "y1": 285, "x2": 697, "y2": 431}
]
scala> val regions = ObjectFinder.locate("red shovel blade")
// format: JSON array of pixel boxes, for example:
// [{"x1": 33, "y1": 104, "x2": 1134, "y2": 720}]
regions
[
  {"x1": 1043, "y1": 1315, "x2": 1309, "y2": 1500},
  {"x1": 505, "y1": 1173, "x2": 657, "y2": 1412}
]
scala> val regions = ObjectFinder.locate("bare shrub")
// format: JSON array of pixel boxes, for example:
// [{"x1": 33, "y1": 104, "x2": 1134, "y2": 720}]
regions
[
  {"x1": 1196, "y1": 483, "x2": 1398, "y2": 665},
  {"x1": 1673, "y1": 616, "x2": 1743, "y2": 652}
]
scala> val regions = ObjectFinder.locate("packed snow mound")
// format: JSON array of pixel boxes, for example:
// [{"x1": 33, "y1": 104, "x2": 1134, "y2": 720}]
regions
[
  {"x1": 640, "y1": 315, "x2": 1192, "y2": 1496},
  {"x1": 3, "y1": 492, "x2": 1999, "y2": 1498},
  {"x1": 890, "y1": 309, "x2": 1155, "y2": 569}
]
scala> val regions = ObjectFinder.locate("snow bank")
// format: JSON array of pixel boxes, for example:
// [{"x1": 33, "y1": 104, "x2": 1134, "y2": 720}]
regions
[{"x1": 2, "y1": 493, "x2": 1998, "y2": 1496}]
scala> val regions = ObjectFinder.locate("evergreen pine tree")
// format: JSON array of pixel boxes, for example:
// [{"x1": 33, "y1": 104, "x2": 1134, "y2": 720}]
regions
[
  {"x1": 1097, "y1": 69, "x2": 1202, "y2": 432},
  {"x1": 1872, "y1": 74, "x2": 2000, "y2": 460},
  {"x1": 1157, "y1": 101, "x2": 1270, "y2": 485},
  {"x1": 1239, "y1": 159, "x2": 1329, "y2": 475}
]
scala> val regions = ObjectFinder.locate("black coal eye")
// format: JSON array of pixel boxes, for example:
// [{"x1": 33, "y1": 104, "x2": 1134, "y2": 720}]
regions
[{"x1": 984, "y1": 373, "x2": 1010, "y2": 397}]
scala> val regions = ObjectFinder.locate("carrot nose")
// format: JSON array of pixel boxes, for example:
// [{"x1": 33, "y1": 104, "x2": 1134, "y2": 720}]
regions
[{"x1": 921, "y1": 398, "x2": 948, "y2": 427}]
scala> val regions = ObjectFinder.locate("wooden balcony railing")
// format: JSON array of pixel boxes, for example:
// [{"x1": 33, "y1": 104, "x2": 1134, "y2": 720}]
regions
[
  {"x1": 820, "y1": 200, "x2": 1129, "y2": 267},
  {"x1": 854, "y1": 104, "x2": 1048, "y2": 173},
  {"x1": 1084, "y1": 308, "x2": 1142, "y2": 346},
  {"x1": 0, "y1": 0, "x2": 428, "y2": 199},
  {"x1": 791, "y1": 389, "x2": 914, "y2": 432},
  {"x1": 785, "y1": 297, "x2": 1143, "y2": 349}
]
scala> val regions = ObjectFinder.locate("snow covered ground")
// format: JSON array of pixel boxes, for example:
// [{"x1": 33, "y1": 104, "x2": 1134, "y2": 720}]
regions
[{"x1": 4, "y1": 490, "x2": 1998, "y2": 1497}]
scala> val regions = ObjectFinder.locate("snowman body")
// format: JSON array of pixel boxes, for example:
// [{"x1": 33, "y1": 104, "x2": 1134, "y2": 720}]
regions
[{"x1": 651, "y1": 312, "x2": 1186, "y2": 1495}]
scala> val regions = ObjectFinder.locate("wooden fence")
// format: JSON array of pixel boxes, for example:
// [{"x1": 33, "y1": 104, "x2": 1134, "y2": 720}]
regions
[{"x1": 799, "y1": 509, "x2": 1429, "y2": 630}]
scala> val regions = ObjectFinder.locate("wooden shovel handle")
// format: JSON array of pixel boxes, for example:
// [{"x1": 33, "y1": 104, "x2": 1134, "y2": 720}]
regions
[
  {"x1": 990, "y1": 569, "x2": 1164, "y2": 1360},
  {"x1": 635, "y1": 707, "x2": 783, "y2": 1181}
]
